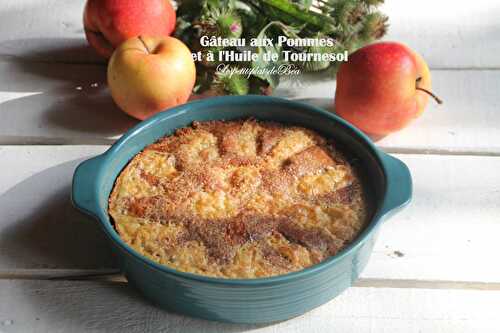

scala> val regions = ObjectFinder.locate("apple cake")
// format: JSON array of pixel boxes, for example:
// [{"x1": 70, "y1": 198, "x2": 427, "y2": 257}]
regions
[{"x1": 109, "y1": 119, "x2": 368, "y2": 279}]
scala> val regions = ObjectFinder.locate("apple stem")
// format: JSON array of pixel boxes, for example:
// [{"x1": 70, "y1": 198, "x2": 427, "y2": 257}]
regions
[
  {"x1": 138, "y1": 36, "x2": 151, "y2": 54},
  {"x1": 416, "y1": 77, "x2": 443, "y2": 105},
  {"x1": 416, "y1": 87, "x2": 443, "y2": 105}
]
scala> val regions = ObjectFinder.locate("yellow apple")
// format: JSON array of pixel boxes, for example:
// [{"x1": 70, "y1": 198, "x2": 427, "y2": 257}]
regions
[{"x1": 108, "y1": 36, "x2": 196, "y2": 120}]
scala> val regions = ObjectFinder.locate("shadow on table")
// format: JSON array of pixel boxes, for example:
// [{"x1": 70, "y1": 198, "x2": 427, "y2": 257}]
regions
[
  {"x1": 0, "y1": 38, "x2": 104, "y2": 65},
  {"x1": 0, "y1": 57, "x2": 136, "y2": 141},
  {"x1": 0, "y1": 88, "x2": 136, "y2": 143},
  {"x1": 18, "y1": 279, "x2": 263, "y2": 333},
  {"x1": 0, "y1": 158, "x2": 115, "y2": 269},
  {"x1": 0, "y1": 37, "x2": 136, "y2": 140}
]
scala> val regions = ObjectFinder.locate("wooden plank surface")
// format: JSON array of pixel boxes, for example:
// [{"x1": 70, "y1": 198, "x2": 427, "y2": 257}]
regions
[
  {"x1": 0, "y1": 61, "x2": 135, "y2": 144},
  {"x1": 0, "y1": 146, "x2": 115, "y2": 271},
  {"x1": 1, "y1": 61, "x2": 499, "y2": 153},
  {"x1": 0, "y1": 280, "x2": 499, "y2": 333},
  {"x1": 1, "y1": 0, "x2": 498, "y2": 68},
  {"x1": 382, "y1": 0, "x2": 500, "y2": 69},
  {"x1": 285, "y1": 69, "x2": 500, "y2": 154},
  {"x1": 365, "y1": 154, "x2": 500, "y2": 282},
  {"x1": 1, "y1": 146, "x2": 499, "y2": 284},
  {"x1": 0, "y1": 0, "x2": 101, "y2": 64}
]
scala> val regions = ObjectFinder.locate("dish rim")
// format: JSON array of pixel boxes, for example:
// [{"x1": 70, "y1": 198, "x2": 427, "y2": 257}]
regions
[{"x1": 79, "y1": 95, "x2": 397, "y2": 286}]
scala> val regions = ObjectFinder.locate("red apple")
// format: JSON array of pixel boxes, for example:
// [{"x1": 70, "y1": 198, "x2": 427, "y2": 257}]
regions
[
  {"x1": 334, "y1": 42, "x2": 442, "y2": 136},
  {"x1": 108, "y1": 36, "x2": 196, "y2": 120},
  {"x1": 84, "y1": 0, "x2": 176, "y2": 58}
]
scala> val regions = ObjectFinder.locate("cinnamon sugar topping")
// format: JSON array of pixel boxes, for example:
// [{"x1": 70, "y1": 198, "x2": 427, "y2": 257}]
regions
[{"x1": 109, "y1": 119, "x2": 367, "y2": 278}]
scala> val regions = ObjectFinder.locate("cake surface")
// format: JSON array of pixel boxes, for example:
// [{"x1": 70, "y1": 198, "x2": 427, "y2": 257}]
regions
[{"x1": 109, "y1": 119, "x2": 367, "y2": 279}]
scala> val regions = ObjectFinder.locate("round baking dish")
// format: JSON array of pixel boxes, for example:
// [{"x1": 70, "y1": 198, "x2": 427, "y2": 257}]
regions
[{"x1": 72, "y1": 95, "x2": 412, "y2": 324}]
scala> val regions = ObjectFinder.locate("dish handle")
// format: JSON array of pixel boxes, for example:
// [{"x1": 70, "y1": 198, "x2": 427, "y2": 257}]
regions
[
  {"x1": 72, "y1": 155, "x2": 104, "y2": 219},
  {"x1": 379, "y1": 153, "x2": 413, "y2": 219}
]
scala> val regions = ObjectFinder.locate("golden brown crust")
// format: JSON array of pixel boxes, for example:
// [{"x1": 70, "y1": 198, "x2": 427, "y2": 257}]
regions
[
  {"x1": 283, "y1": 146, "x2": 335, "y2": 177},
  {"x1": 109, "y1": 119, "x2": 368, "y2": 278}
]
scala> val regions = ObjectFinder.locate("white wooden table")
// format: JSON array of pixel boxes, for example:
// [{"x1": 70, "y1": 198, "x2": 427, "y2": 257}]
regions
[{"x1": 1, "y1": 1, "x2": 499, "y2": 332}]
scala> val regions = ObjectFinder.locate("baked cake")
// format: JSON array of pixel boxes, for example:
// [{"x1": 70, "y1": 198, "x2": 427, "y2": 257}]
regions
[{"x1": 109, "y1": 119, "x2": 367, "y2": 279}]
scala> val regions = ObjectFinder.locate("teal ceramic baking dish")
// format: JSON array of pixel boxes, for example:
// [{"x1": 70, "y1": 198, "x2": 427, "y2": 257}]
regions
[{"x1": 72, "y1": 95, "x2": 412, "y2": 324}]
